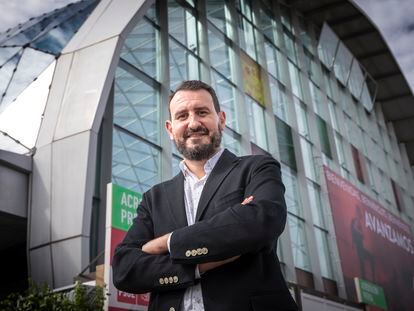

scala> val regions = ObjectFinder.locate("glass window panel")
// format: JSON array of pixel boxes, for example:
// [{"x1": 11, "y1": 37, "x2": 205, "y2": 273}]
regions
[
  {"x1": 294, "y1": 98, "x2": 309, "y2": 138},
  {"x1": 0, "y1": 47, "x2": 20, "y2": 67},
  {"x1": 121, "y1": 19, "x2": 159, "y2": 79},
  {"x1": 237, "y1": 0, "x2": 252, "y2": 21},
  {"x1": 288, "y1": 61, "x2": 303, "y2": 100},
  {"x1": 280, "y1": 4, "x2": 294, "y2": 34},
  {"x1": 258, "y1": 7, "x2": 279, "y2": 46},
  {"x1": 281, "y1": 164, "x2": 302, "y2": 216},
  {"x1": 270, "y1": 77, "x2": 289, "y2": 123},
  {"x1": 298, "y1": 18, "x2": 313, "y2": 53},
  {"x1": 114, "y1": 68, "x2": 159, "y2": 144},
  {"x1": 334, "y1": 132, "x2": 346, "y2": 167},
  {"x1": 112, "y1": 128, "x2": 160, "y2": 194},
  {"x1": 264, "y1": 41, "x2": 279, "y2": 79},
  {"x1": 307, "y1": 181, "x2": 325, "y2": 228},
  {"x1": 300, "y1": 138, "x2": 317, "y2": 182},
  {"x1": 317, "y1": 23, "x2": 339, "y2": 68},
  {"x1": 348, "y1": 59, "x2": 364, "y2": 99},
  {"x1": 0, "y1": 52, "x2": 21, "y2": 103},
  {"x1": 284, "y1": 30, "x2": 297, "y2": 64},
  {"x1": 2, "y1": 48, "x2": 54, "y2": 108},
  {"x1": 276, "y1": 117, "x2": 297, "y2": 170},
  {"x1": 327, "y1": 99, "x2": 338, "y2": 131},
  {"x1": 246, "y1": 96, "x2": 268, "y2": 150},
  {"x1": 308, "y1": 81, "x2": 324, "y2": 116},
  {"x1": 208, "y1": 28, "x2": 232, "y2": 81},
  {"x1": 168, "y1": 0, "x2": 198, "y2": 53},
  {"x1": 316, "y1": 116, "x2": 332, "y2": 158},
  {"x1": 288, "y1": 215, "x2": 311, "y2": 271},
  {"x1": 211, "y1": 71, "x2": 238, "y2": 131},
  {"x1": 333, "y1": 42, "x2": 353, "y2": 85},
  {"x1": 322, "y1": 69, "x2": 334, "y2": 100},
  {"x1": 144, "y1": 3, "x2": 158, "y2": 24},
  {"x1": 223, "y1": 128, "x2": 241, "y2": 155},
  {"x1": 237, "y1": 14, "x2": 256, "y2": 60},
  {"x1": 169, "y1": 39, "x2": 199, "y2": 90},
  {"x1": 360, "y1": 81, "x2": 374, "y2": 112},
  {"x1": 206, "y1": 0, "x2": 231, "y2": 35},
  {"x1": 30, "y1": 5, "x2": 96, "y2": 54},
  {"x1": 172, "y1": 154, "x2": 182, "y2": 176},
  {"x1": 314, "y1": 227, "x2": 334, "y2": 279}
]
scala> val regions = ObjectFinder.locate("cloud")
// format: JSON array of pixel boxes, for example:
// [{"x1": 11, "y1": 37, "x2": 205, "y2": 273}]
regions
[
  {"x1": 0, "y1": 0, "x2": 76, "y2": 33},
  {"x1": 354, "y1": 0, "x2": 414, "y2": 90}
]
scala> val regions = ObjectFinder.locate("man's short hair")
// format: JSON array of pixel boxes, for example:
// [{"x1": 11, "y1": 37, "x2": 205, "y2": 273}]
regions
[{"x1": 168, "y1": 80, "x2": 221, "y2": 113}]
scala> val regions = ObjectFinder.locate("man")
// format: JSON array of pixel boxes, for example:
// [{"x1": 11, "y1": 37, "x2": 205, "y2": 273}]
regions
[{"x1": 113, "y1": 80, "x2": 297, "y2": 311}]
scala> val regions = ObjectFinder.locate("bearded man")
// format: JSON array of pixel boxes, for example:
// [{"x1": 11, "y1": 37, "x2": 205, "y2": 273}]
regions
[{"x1": 113, "y1": 80, "x2": 297, "y2": 311}]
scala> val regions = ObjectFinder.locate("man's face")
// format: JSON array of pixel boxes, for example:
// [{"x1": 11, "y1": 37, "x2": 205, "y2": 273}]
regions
[{"x1": 166, "y1": 89, "x2": 226, "y2": 161}]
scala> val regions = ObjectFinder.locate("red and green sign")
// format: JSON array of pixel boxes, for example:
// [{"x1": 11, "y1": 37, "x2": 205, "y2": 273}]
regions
[
  {"x1": 104, "y1": 183, "x2": 149, "y2": 311},
  {"x1": 324, "y1": 166, "x2": 414, "y2": 311}
]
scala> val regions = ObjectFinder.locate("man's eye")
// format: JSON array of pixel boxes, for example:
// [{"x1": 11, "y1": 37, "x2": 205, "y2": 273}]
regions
[
  {"x1": 198, "y1": 111, "x2": 208, "y2": 116},
  {"x1": 176, "y1": 114, "x2": 187, "y2": 120}
]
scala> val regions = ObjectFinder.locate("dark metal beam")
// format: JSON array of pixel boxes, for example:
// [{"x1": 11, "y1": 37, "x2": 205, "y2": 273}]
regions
[
  {"x1": 303, "y1": 0, "x2": 346, "y2": 17},
  {"x1": 378, "y1": 92, "x2": 412, "y2": 103},
  {"x1": 391, "y1": 115, "x2": 414, "y2": 123},
  {"x1": 328, "y1": 13, "x2": 362, "y2": 26},
  {"x1": 373, "y1": 71, "x2": 401, "y2": 81},
  {"x1": 356, "y1": 49, "x2": 388, "y2": 61},
  {"x1": 341, "y1": 28, "x2": 376, "y2": 41}
]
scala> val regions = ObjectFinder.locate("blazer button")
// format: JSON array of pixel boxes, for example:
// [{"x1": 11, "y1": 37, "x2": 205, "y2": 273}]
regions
[
  {"x1": 185, "y1": 250, "x2": 191, "y2": 257},
  {"x1": 202, "y1": 247, "x2": 208, "y2": 254},
  {"x1": 196, "y1": 248, "x2": 203, "y2": 255},
  {"x1": 159, "y1": 278, "x2": 164, "y2": 285},
  {"x1": 169, "y1": 308, "x2": 175, "y2": 311},
  {"x1": 164, "y1": 277, "x2": 169, "y2": 284},
  {"x1": 191, "y1": 249, "x2": 197, "y2": 256},
  {"x1": 169, "y1": 276, "x2": 173, "y2": 283},
  {"x1": 173, "y1": 276, "x2": 179, "y2": 283}
]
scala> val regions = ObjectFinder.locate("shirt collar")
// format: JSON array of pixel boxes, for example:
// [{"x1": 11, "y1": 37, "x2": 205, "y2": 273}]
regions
[{"x1": 179, "y1": 148, "x2": 224, "y2": 179}]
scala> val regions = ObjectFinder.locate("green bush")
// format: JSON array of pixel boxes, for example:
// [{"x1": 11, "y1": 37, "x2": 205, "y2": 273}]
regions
[{"x1": 0, "y1": 280, "x2": 105, "y2": 311}]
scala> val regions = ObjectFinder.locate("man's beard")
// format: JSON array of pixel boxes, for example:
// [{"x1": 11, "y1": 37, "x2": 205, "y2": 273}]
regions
[{"x1": 175, "y1": 126, "x2": 222, "y2": 161}]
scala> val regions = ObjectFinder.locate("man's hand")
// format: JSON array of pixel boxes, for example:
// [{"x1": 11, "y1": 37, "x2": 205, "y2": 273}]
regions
[{"x1": 142, "y1": 233, "x2": 170, "y2": 254}]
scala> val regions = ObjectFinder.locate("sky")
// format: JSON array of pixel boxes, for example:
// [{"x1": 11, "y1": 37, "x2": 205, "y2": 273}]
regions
[{"x1": 0, "y1": 0, "x2": 413, "y2": 152}]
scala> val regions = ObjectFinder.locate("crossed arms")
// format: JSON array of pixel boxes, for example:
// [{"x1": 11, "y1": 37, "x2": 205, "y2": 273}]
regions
[{"x1": 112, "y1": 156, "x2": 287, "y2": 294}]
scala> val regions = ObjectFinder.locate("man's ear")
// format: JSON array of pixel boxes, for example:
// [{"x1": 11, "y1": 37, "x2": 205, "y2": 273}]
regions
[
  {"x1": 165, "y1": 120, "x2": 174, "y2": 140},
  {"x1": 218, "y1": 111, "x2": 226, "y2": 131}
]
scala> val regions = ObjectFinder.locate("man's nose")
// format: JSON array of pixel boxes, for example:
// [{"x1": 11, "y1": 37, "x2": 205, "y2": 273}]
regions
[{"x1": 188, "y1": 114, "x2": 201, "y2": 129}]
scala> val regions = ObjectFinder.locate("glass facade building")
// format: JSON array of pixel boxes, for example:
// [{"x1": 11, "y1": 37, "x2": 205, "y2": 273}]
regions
[{"x1": 1, "y1": 0, "x2": 414, "y2": 309}]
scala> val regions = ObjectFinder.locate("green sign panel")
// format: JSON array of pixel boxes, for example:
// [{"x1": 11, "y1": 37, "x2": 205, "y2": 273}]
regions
[
  {"x1": 354, "y1": 278, "x2": 387, "y2": 310},
  {"x1": 112, "y1": 184, "x2": 142, "y2": 231}
]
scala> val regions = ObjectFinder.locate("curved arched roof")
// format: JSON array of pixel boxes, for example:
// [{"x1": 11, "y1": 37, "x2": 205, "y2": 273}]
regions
[{"x1": 287, "y1": 0, "x2": 414, "y2": 168}]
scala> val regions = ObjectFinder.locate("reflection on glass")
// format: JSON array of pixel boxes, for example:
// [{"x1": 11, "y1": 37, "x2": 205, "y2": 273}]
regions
[
  {"x1": 237, "y1": 14, "x2": 256, "y2": 60},
  {"x1": 348, "y1": 60, "x2": 364, "y2": 99},
  {"x1": 294, "y1": 98, "x2": 309, "y2": 138},
  {"x1": 114, "y1": 67, "x2": 159, "y2": 144},
  {"x1": 307, "y1": 181, "x2": 324, "y2": 227},
  {"x1": 288, "y1": 214, "x2": 311, "y2": 271},
  {"x1": 246, "y1": 96, "x2": 268, "y2": 151},
  {"x1": 265, "y1": 41, "x2": 280, "y2": 79},
  {"x1": 316, "y1": 116, "x2": 332, "y2": 158},
  {"x1": 211, "y1": 71, "x2": 238, "y2": 131},
  {"x1": 317, "y1": 23, "x2": 339, "y2": 68},
  {"x1": 169, "y1": 39, "x2": 199, "y2": 90},
  {"x1": 270, "y1": 77, "x2": 288, "y2": 123},
  {"x1": 276, "y1": 117, "x2": 296, "y2": 170},
  {"x1": 112, "y1": 128, "x2": 160, "y2": 194},
  {"x1": 314, "y1": 227, "x2": 334, "y2": 279},
  {"x1": 121, "y1": 19, "x2": 158, "y2": 79},
  {"x1": 222, "y1": 128, "x2": 241, "y2": 155},
  {"x1": 206, "y1": 0, "x2": 230, "y2": 35},
  {"x1": 168, "y1": 0, "x2": 198, "y2": 53},
  {"x1": 300, "y1": 138, "x2": 317, "y2": 182},
  {"x1": 208, "y1": 28, "x2": 232, "y2": 81},
  {"x1": 258, "y1": 7, "x2": 279, "y2": 46},
  {"x1": 282, "y1": 164, "x2": 302, "y2": 216},
  {"x1": 288, "y1": 61, "x2": 303, "y2": 100},
  {"x1": 333, "y1": 42, "x2": 353, "y2": 85},
  {"x1": 172, "y1": 154, "x2": 182, "y2": 176}
]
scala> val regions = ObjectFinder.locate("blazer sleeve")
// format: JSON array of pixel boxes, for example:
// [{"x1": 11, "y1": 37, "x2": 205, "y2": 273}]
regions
[
  {"x1": 169, "y1": 156, "x2": 287, "y2": 264},
  {"x1": 112, "y1": 192, "x2": 196, "y2": 294}
]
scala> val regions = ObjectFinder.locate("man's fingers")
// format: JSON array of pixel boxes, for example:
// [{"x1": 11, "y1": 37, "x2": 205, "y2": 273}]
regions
[{"x1": 241, "y1": 195, "x2": 254, "y2": 205}]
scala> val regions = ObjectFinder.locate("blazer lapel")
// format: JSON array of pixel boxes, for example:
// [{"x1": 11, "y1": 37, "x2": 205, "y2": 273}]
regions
[
  {"x1": 163, "y1": 173, "x2": 188, "y2": 228},
  {"x1": 195, "y1": 149, "x2": 240, "y2": 221}
]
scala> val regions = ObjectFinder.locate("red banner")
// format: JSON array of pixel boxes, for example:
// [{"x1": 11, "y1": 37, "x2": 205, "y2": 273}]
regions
[{"x1": 324, "y1": 167, "x2": 414, "y2": 310}]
